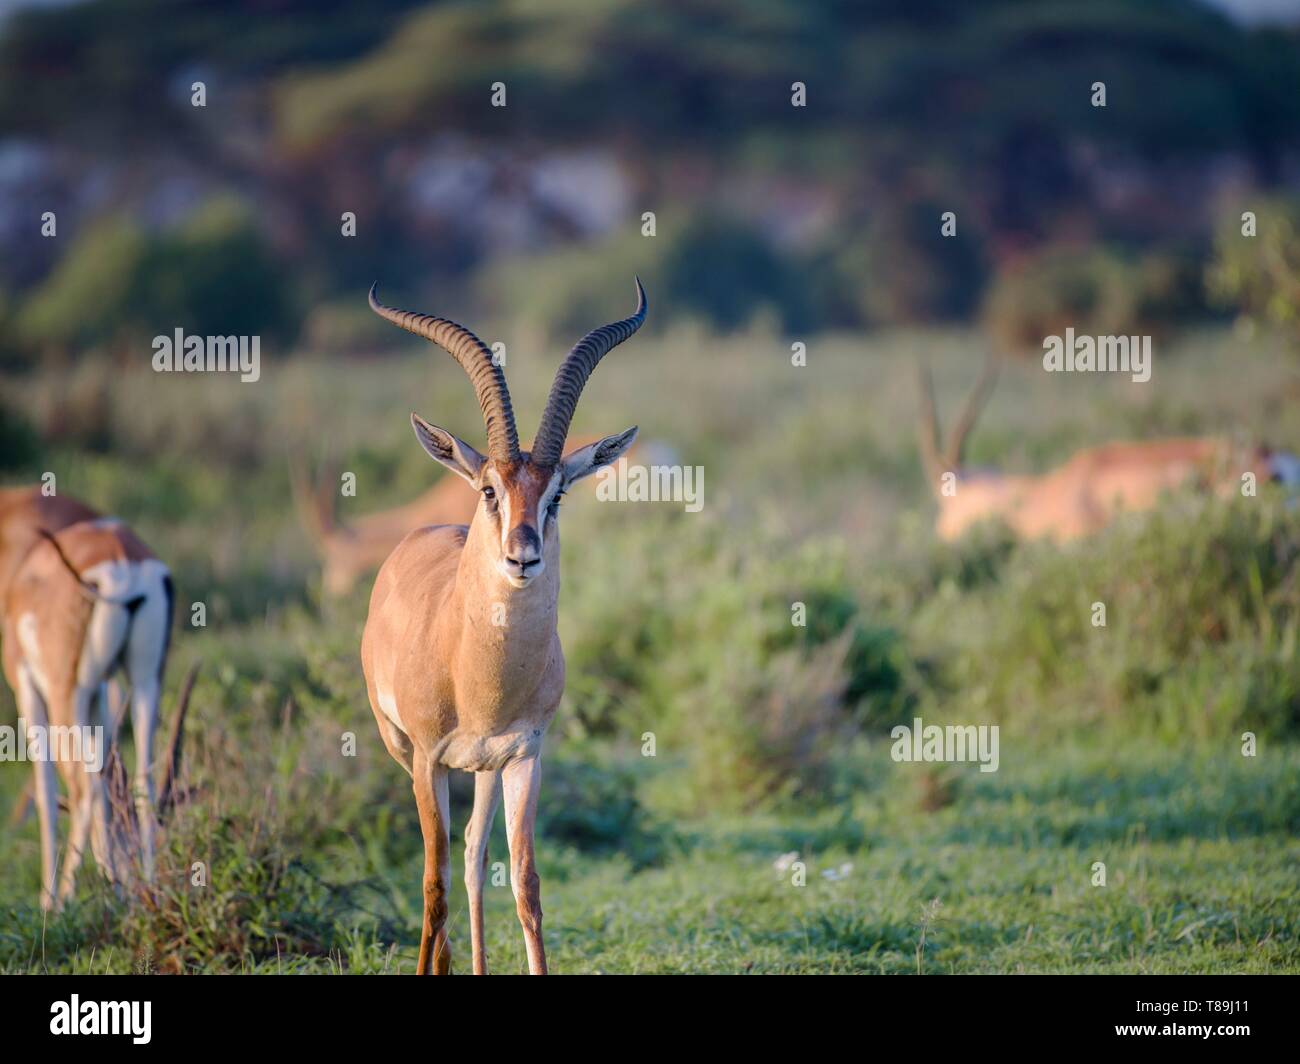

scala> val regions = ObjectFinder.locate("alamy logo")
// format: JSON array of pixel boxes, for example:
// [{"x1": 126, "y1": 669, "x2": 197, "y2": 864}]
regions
[
  {"x1": 50, "y1": 996, "x2": 151, "y2": 1044},
  {"x1": 595, "y1": 459, "x2": 704, "y2": 513},
  {"x1": 0, "y1": 721, "x2": 105, "y2": 772},
  {"x1": 890, "y1": 716, "x2": 1000, "y2": 773},
  {"x1": 1043, "y1": 328, "x2": 1151, "y2": 383},
  {"x1": 152, "y1": 329, "x2": 261, "y2": 382}
]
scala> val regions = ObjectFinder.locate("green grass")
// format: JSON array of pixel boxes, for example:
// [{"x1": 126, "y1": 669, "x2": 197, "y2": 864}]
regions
[
  {"x1": 3, "y1": 744, "x2": 1295, "y2": 973},
  {"x1": 1, "y1": 324, "x2": 1299, "y2": 973}
]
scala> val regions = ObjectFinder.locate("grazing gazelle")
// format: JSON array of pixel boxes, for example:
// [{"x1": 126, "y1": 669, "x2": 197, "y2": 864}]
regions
[
  {"x1": 294, "y1": 433, "x2": 668, "y2": 598},
  {"x1": 2, "y1": 518, "x2": 172, "y2": 909},
  {"x1": 294, "y1": 466, "x2": 476, "y2": 598},
  {"x1": 362, "y1": 279, "x2": 646, "y2": 975},
  {"x1": 0, "y1": 485, "x2": 99, "y2": 604},
  {"x1": 918, "y1": 358, "x2": 1300, "y2": 542}
]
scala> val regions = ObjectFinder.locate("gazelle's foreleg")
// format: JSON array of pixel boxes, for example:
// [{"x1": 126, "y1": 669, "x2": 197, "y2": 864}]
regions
[
  {"x1": 413, "y1": 751, "x2": 452, "y2": 974},
  {"x1": 15, "y1": 664, "x2": 59, "y2": 910},
  {"x1": 502, "y1": 755, "x2": 547, "y2": 975},
  {"x1": 465, "y1": 769, "x2": 502, "y2": 974}
]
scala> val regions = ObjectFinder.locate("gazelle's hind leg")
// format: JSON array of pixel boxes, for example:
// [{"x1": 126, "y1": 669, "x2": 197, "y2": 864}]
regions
[
  {"x1": 15, "y1": 664, "x2": 59, "y2": 911},
  {"x1": 412, "y1": 751, "x2": 452, "y2": 975},
  {"x1": 76, "y1": 598, "x2": 130, "y2": 891},
  {"x1": 124, "y1": 580, "x2": 170, "y2": 883},
  {"x1": 465, "y1": 770, "x2": 502, "y2": 974},
  {"x1": 87, "y1": 682, "x2": 120, "y2": 882},
  {"x1": 502, "y1": 755, "x2": 547, "y2": 975}
]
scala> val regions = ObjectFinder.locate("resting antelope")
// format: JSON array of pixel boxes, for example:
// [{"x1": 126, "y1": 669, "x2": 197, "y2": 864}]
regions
[
  {"x1": 362, "y1": 279, "x2": 646, "y2": 975},
  {"x1": 918, "y1": 359, "x2": 1300, "y2": 542},
  {"x1": 2, "y1": 517, "x2": 172, "y2": 909},
  {"x1": 295, "y1": 433, "x2": 663, "y2": 598}
]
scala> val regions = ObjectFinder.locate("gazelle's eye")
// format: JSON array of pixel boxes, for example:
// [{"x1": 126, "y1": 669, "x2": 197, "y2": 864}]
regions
[
  {"x1": 482, "y1": 486, "x2": 496, "y2": 501},
  {"x1": 547, "y1": 492, "x2": 565, "y2": 518}
]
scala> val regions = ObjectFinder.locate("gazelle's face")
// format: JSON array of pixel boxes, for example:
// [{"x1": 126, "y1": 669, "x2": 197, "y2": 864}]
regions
[
  {"x1": 410, "y1": 413, "x2": 638, "y2": 590},
  {"x1": 475, "y1": 458, "x2": 564, "y2": 588}
]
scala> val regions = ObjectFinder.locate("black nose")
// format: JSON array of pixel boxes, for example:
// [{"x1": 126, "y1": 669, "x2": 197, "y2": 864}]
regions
[{"x1": 505, "y1": 526, "x2": 541, "y2": 567}]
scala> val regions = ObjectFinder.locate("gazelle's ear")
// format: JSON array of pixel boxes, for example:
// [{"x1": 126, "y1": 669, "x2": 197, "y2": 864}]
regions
[
  {"x1": 561, "y1": 426, "x2": 638, "y2": 485},
  {"x1": 411, "y1": 413, "x2": 485, "y2": 485}
]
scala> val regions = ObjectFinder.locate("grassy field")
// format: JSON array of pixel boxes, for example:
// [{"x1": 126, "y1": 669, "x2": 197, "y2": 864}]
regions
[{"x1": 2, "y1": 323, "x2": 1298, "y2": 973}]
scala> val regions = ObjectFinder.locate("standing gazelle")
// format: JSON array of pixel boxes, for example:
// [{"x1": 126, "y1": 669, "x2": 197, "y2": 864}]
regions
[
  {"x1": 2, "y1": 518, "x2": 172, "y2": 909},
  {"x1": 362, "y1": 279, "x2": 647, "y2": 975}
]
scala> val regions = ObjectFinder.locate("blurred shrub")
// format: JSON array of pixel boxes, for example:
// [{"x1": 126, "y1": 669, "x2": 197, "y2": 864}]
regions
[
  {"x1": 15, "y1": 217, "x2": 148, "y2": 355},
  {"x1": 16, "y1": 198, "x2": 293, "y2": 358},
  {"x1": 142, "y1": 198, "x2": 294, "y2": 341},
  {"x1": 537, "y1": 754, "x2": 674, "y2": 869},
  {"x1": 1207, "y1": 197, "x2": 1300, "y2": 346},
  {"x1": 830, "y1": 202, "x2": 987, "y2": 326},
  {"x1": 480, "y1": 212, "x2": 814, "y2": 338},
  {"x1": 764, "y1": 585, "x2": 914, "y2": 723},
  {"x1": 0, "y1": 394, "x2": 40, "y2": 471},
  {"x1": 670, "y1": 634, "x2": 851, "y2": 811},
  {"x1": 300, "y1": 298, "x2": 398, "y2": 356},
  {"x1": 560, "y1": 516, "x2": 917, "y2": 812},
  {"x1": 982, "y1": 243, "x2": 1205, "y2": 355},
  {"x1": 482, "y1": 204, "x2": 986, "y2": 336},
  {"x1": 1134, "y1": 249, "x2": 1206, "y2": 335},
  {"x1": 0, "y1": 289, "x2": 30, "y2": 371},
  {"x1": 25, "y1": 358, "x2": 118, "y2": 452},
  {"x1": 918, "y1": 495, "x2": 1300, "y2": 743}
]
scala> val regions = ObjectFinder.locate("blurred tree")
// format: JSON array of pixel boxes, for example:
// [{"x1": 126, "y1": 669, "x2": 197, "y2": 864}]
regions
[
  {"x1": 983, "y1": 240, "x2": 1209, "y2": 355},
  {"x1": 1207, "y1": 197, "x2": 1300, "y2": 349},
  {"x1": 16, "y1": 198, "x2": 292, "y2": 358},
  {"x1": 2, "y1": 0, "x2": 1299, "y2": 344},
  {"x1": 479, "y1": 211, "x2": 815, "y2": 338},
  {"x1": 829, "y1": 200, "x2": 987, "y2": 326}
]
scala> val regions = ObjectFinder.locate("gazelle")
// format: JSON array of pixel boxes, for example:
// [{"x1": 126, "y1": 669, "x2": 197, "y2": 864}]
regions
[
  {"x1": 296, "y1": 468, "x2": 475, "y2": 599},
  {"x1": 2, "y1": 486, "x2": 102, "y2": 831},
  {"x1": 0, "y1": 485, "x2": 99, "y2": 604},
  {"x1": 361, "y1": 279, "x2": 646, "y2": 975},
  {"x1": 2, "y1": 517, "x2": 172, "y2": 909},
  {"x1": 918, "y1": 358, "x2": 1300, "y2": 542},
  {"x1": 295, "y1": 432, "x2": 654, "y2": 598}
]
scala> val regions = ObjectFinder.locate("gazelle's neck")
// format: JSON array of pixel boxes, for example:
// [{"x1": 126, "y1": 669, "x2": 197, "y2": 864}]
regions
[{"x1": 447, "y1": 515, "x2": 561, "y2": 692}]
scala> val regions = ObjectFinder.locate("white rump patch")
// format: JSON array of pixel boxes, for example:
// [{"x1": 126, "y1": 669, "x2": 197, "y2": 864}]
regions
[
  {"x1": 81, "y1": 557, "x2": 168, "y2": 606},
  {"x1": 76, "y1": 558, "x2": 170, "y2": 688}
]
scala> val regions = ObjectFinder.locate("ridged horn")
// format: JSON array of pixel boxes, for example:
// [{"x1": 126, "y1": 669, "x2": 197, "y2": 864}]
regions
[
  {"x1": 916, "y1": 363, "x2": 946, "y2": 492},
  {"x1": 944, "y1": 352, "x2": 1000, "y2": 470},
  {"x1": 368, "y1": 283, "x2": 519, "y2": 461},
  {"x1": 531, "y1": 278, "x2": 647, "y2": 468}
]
